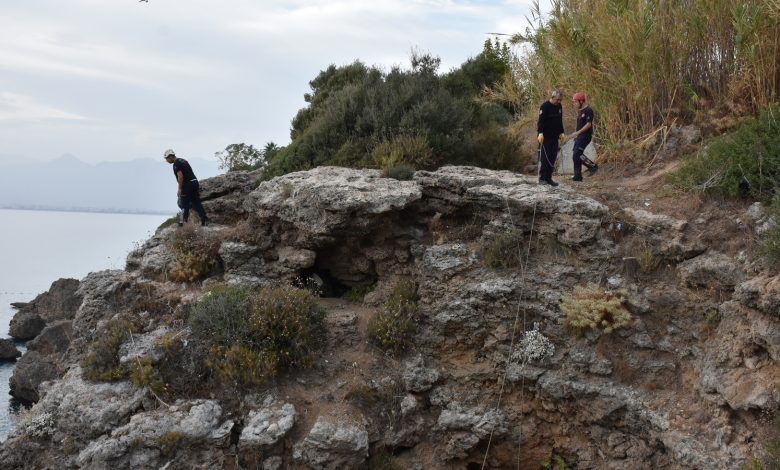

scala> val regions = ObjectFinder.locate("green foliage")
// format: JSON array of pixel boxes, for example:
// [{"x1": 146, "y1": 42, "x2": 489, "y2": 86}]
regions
[
  {"x1": 561, "y1": 284, "x2": 633, "y2": 335},
  {"x1": 668, "y1": 107, "x2": 780, "y2": 201},
  {"x1": 482, "y1": 230, "x2": 525, "y2": 269},
  {"x1": 168, "y1": 224, "x2": 221, "y2": 283},
  {"x1": 756, "y1": 197, "x2": 780, "y2": 269},
  {"x1": 81, "y1": 318, "x2": 137, "y2": 382},
  {"x1": 189, "y1": 284, "x2": 326, "y2": 387},
  {"x1": 344, "y1": 284, "x2": 375, "y2": 302},
  {"x1": 384, "y1": 164, "x2": 416, "y2": 181},
  {"x1": 372, "y1": 134, "x2": 432, "y2": 171},
  {"x1": 540, "y1": 454, "x2": 567, "y2": 470},
  {"x1": 216, "y1": 142, "x2": 281, "y2": 172},
  {"x1": 368, "y1": 278, "x2": 418, "y2": 354},
  {"x1": 129, "y1": 356, "x2": 168, "y2": 397},
  {"x1": 158, "y1": 431, "x2": 185, "y2": 457},
  {"x1": 264, "y1": 46, "x2": 520, "y2": 177},
  {"x1": 509, "y1": 0, "x2": 780, "y2": 146}
]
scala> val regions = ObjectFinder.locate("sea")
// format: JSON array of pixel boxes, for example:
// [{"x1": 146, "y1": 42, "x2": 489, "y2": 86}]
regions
[{"x1": 0, "y1": 208, "x2": 167, "y2": 442}]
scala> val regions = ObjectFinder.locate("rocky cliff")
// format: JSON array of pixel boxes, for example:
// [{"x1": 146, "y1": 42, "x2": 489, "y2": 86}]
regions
[{"x1": 2, "y1": 166, "x2": 778, "y2": 469}]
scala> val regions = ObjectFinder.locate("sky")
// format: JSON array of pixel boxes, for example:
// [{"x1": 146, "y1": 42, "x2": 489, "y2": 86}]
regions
[{"x1": 0, "y1": 0, "x2": 541, "y2": 165}]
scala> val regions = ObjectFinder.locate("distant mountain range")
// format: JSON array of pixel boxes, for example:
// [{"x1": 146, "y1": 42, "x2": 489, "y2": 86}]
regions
[{"x1": 0, "y1": 154, "x2": 221, "y2": 214}]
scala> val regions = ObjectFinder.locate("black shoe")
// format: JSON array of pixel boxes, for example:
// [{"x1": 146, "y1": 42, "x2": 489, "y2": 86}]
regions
[
  {"x1": 546, "y1": 178, "x2": 559, "y2": 187},
  {"x1": 201, "y1": 218, "x2": 209, "y2": 227},
  {"x1": 587, "y1": 164, "x2": 599, "y2": 176},
  {"x1": 571, "y1": 176, "x2": 583, "y2": 182}
]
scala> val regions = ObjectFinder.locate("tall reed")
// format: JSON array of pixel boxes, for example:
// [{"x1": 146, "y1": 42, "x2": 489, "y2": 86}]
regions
[{"x1": 491, "y1": 0, "x2": 780, "y2": 157}]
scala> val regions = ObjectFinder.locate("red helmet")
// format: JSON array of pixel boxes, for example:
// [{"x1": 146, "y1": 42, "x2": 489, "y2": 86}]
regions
[{"x1": 573, "y1": 92, "x2": 586, "y2": 101}]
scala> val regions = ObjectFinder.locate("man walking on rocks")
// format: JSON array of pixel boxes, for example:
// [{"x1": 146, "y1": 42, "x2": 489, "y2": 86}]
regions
[
  {"x1": 164, "y1": 149, "x2": 209, "y2": 226},
  {"x1": 569, "y1": 92, "x2": 598, "y2": 181},
  {"x1": 537, "y1": 90, "x2": 566, "y2": 187}
]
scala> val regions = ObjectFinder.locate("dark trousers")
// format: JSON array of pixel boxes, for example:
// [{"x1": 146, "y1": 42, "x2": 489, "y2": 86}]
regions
[
  {"x1": 181, "y1": 180, "x2": 207, "y2": 223},
  {"x1": 538, "y1": 138, "x2": 559, "y2": 181},
  {"x1": 572, "y1": 136, "x2": 596, "y2": 178}
]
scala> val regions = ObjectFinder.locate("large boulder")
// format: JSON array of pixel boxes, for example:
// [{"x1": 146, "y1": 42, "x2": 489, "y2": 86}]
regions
[
  {"x1": 9, "y1": 351, "x2": 60, "y2": 402},
  {"x1": 8, "y1": 311, "x2": 46, "y2": 340},
  {"x1": 11, "y1": 278, "x2": 82, "y2": 323},
  {"x1": 0, "y1": 338, "x2": 21, "y2": 360},
  {"x1": 26, "y1": 320, "x2": 73, "y2": 356},
  {"x1": 293, "y1": 415, "x2": 369, "y2": 470},
  {"x1": 677, "y1": 252, "x2": 744, "y2": 289},
  {"x1": 239, "y1": 401, "x2": 297, "y2": 447}
]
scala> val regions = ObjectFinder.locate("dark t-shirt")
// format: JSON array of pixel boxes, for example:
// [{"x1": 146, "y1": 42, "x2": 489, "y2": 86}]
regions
[
  {"x1": 172, "y1": 158, "x2": 198, "y2": 183},
  {"x1": 575, "y1": 106, "x2": 594, "y2": 139},
  {"x1": 537, "y1": 100, "x2": 564, "y2": 137}
]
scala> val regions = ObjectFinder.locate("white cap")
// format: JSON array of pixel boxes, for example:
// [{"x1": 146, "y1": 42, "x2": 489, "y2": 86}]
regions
[{"x1": 163, "y1": 149, "x2": 176, "y2": 158}]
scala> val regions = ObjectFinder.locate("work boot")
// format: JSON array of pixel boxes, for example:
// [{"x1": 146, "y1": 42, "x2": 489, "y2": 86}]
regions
[
  {"x1": 571, "y1": 176, "x2": 583, "y2": 182},
  {"x1": 545, "y1": 178, "x2": 559, "y2": 187},
  {"x1": 587, "y1": 164, "x2": 599, "y2": 176}
]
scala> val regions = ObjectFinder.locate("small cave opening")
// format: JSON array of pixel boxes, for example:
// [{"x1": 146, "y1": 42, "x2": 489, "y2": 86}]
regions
[{"x1": 297, "y1": 267, "x2": 351, "y2": 298}]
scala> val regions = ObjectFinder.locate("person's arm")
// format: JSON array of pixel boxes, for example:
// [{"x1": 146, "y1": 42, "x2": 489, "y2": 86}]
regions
[
  {"x1": 537, "y1": 104, "x2": 545, "y2": 144},
  {"x1": 176, "y1": 171, "x2": 184, "y2": 196},
  {"x1": 571, "y1": 121, "x2": 592, "y2": 139}
]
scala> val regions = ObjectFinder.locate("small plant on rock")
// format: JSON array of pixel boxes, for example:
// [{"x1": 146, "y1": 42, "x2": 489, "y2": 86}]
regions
[
  {"x1": 513, "y1": 324, "x2": 555, "y2": 364},
  {"x1": 561, "y1": 284, "x2": 633, "y2": 335},
  {"x1": 81, "y1": 318, "x2": 138, "y2": 382},
  {"x1": 158, "y1": 431, "x2": 185, "y2": 457},
  {"x1": 16, "y1": 408, "x2": 56, "y2": 439},
  {"x1": 368, "y1": 277, "x2": 419, "y2": 354},
  {"x1": 168, "y1": 224, "x2": 221, "y2": 283},
  {"x1": 129, "y1": 356, "x2": 168, "y2": 397},
  {"x1": 482, "y1": 230, "x2": 525, "y2": 269}
]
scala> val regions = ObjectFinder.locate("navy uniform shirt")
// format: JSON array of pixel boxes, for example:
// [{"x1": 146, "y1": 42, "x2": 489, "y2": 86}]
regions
[
  {"x1": 575, "y1": 106, "x2": 594, "y2": 139},
  {"x1": 172, "y1": 158, "x2": 198, "y2": 183},
  {"x1": 537, "y1": 100, "x2": 564, "y2": 137}
]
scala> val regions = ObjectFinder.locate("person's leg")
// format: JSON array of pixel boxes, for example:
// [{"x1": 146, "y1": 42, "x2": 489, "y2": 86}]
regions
[
  {"x1": 575, "y1": 137, "x2": 598, "y2": 175},
  {"x1": 180, "y1": 193, "x2": 191, "y2": 222},
  {"x1": 190, "y1": 182, "x2": 208, "y2": 225},
  {"x1": 572, "y1": 143, "x2": 584, "y2": 180},
  {"x1": 547, "y1": 140, "x2": 558, "y2": 182},
  {"x1": 539, "y1": 140, "x2": 555, "y2": 181}
]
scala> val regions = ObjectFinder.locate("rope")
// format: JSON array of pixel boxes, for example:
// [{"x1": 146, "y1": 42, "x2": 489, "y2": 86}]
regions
[{"x1": 481, "y1": 194, "x2": 539, "y2": 470}]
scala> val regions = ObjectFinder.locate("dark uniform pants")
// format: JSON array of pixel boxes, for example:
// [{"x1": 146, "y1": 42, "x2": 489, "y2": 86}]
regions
[
  {"x1": 538, "y1": 137, "x2": 559, "y2": 182},
  {"x1": 572, "y1": 136, "x2": 596, "y2": 178},
  {"x1": 181, "y1": 180, "x2": 208, "y2": 223}
]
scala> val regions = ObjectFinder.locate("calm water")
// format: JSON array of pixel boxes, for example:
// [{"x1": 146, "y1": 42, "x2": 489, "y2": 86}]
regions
[{"x1": 0, "y1": 209, "x2": 166, "y2": 442}]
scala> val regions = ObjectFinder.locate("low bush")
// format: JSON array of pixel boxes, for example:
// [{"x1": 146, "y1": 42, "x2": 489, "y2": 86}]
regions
[
  {"x1": 168, "y1": 225, "x2": 221, "y2": 283},
  {"x1": 384, "y1": 164, "x2": 416, "y2": 181},
  {"x1": 482, "y1": 230, "x2": 525, "y2": 269},
  {"x1": 344, "y1": 284, "x2": 375, "y2": 302},
  {"x1": 561, "y1": 284, "x2": 633, "y2": 335},
  {"x1": 81, "y1": 318, "x2": 138, "y2": 382},
  {"x1": 189, "y1": 284, "x2": 326, "y2": 387},
  {"x1": 368, "y1": 278, "x2": 419, "y2": 354},
  {"x1": 158, "y1": 431, "x2": 185, "y2": 457},
  {"x1": 668, "y1": 106, "x2": 780, "y2": 201},
  {"x1": 129, "y1": 356, "x2": 168, "y2": 397},
  {"x1": 372, "y1": 134, "x2": 432, "y2": 172}
]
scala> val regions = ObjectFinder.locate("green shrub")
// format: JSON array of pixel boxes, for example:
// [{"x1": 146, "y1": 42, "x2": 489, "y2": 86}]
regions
[
  {"x1": 344, "y1": 284, "x2": 375, "y2": 302},
  {"x1": 482, "y1": 230, "x2": 525, "y2": 269},
  {"x1": 158, "y1": 431, "x2": 185, "y2": 457},
  {"x1": 756, "y1": 197, "x2": 780, "y2": 269},
  {"x1": 668, "y1": 106, "x2": 780, "y2": 201},
  {"x1": 168, "y1": 225, "x2": 221, "y2": 283},
  {"x1": 81, "y1": 318, "x2": 137, "y2": 382},
  {"x1": 368, "y1": 278, "x2": 418, "y2": 354},
  {"x1": 372, "y1": 134, "x2": 432, "y2": 171},
  {"x1": 384, "y1": 164, "x2": 416, "y2": 181},
  {"x1": 561, "y1": 284, "x2": 633, "y2": 335},
  {"x1": 129, "y1": 356, "x2": 168, "y2": 397},
  {"x1": 189, "y1": 284, "x2": 326, "y2": 387}
]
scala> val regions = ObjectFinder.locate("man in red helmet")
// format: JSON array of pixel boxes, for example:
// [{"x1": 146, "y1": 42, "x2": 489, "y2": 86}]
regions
[{"x1": 569, "y1": 92, "x2": 598, "y2": 181}]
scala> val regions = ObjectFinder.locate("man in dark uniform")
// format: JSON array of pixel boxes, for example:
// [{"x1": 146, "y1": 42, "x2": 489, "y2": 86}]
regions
[
  {"x1": 537, "y1": 90, "x2": 566, "y2": 186},
  {"x1": 569, "y1": 92, "x2": 598, "y2": 181},
  {"x1": 164, "y1": 149, "x2": 209, "y2": 226}
]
